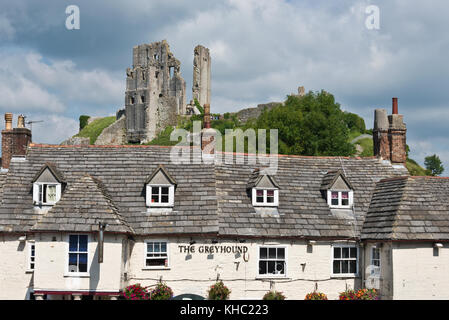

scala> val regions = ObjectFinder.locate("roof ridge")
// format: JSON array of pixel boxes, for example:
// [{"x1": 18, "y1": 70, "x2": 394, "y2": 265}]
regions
[{"x1": 29, "y1": 143, "x2": 380, "y2": 160}]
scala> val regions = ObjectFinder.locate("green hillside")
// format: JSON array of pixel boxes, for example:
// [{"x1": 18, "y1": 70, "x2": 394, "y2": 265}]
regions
[{"x1": 75, "y1": 116, "x2": 116, "y2": 144}]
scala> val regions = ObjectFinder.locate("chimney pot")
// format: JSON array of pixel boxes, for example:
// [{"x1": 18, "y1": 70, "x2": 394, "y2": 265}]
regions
[
  {"x1": 4, "y1": 113, "x2": 12, "y2": 131},
  {"x1": 392, "y1": 97, "x2": 398, "y2": 114},
  {"x1": 17, "y1": 115, "x2": 25, "y2": 128}
]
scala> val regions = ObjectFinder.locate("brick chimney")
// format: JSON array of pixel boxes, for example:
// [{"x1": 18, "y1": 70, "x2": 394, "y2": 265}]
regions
[
  {"x1": 1, "y1": 113, "x2": 32, "y2": 169},
  {"x1": 373, "y1": 98, "x2": 407, "y2": 165}
]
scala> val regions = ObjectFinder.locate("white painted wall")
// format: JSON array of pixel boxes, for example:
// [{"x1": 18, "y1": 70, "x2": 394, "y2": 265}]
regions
[
  {"x1": 392, "y1": 242, "x2": 449, "y2": 300},
  {"x1": 0, "y1": 235, "x2": 34, "y2": 300},
  {"x1": 33, "y1": 233, "x2": 125, "y2": 294},
  {"x1": 127, "y1": 238, "x2": 361, "y2": 300}
]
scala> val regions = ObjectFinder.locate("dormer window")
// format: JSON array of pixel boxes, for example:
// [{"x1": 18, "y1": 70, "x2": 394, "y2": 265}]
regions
[
  {"x1": 321, "y1": 170, "x2": 354, "y2": 209},
  {"x1": 247, "y1": 169, "x2": 280, "y2": 207},
  {"x1": 32, "y1": 163, "x2": 65, "y2": 206},
  {"x1": 145, "y1": 165, "x2": 176, "y2": 208}
]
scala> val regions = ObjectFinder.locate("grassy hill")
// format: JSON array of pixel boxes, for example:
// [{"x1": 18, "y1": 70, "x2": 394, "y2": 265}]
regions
[{"x1": 74, "y1": 116, "x2": 116, "y2": 144}]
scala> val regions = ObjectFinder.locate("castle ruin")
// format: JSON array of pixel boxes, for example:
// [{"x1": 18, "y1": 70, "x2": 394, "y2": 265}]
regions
[{"x1": 124, "y1": 41, "x2": 210, "y2": 143}]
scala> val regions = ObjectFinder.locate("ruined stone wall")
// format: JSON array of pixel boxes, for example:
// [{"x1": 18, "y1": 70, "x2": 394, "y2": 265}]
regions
[
  {"x1": 192, "y1": 45, "x2": 211, "y2": 107},
  {"x1": 236, "y1": 102, "x2": 282, "y2": 123},
  {"x1": 125, "y1": 40, "x2": 186, "y2": 143}
]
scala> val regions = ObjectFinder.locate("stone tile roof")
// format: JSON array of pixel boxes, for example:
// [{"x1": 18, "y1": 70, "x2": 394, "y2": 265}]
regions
[
  {"x1": 362, "y1": 176, "x2": 449, "y2": 240},
  {"x1": 31, "y1": 174, "x2": 133, "y2": 233},
  {"x1": 246, "y1": 168, "x2": 280, "y2": 189},
  {"x1": 216, "y1": 156, "x2": 407, "y2": 239},
  {"x1": 0, "y1": 144, "x2": 410, "y2": 239},
  {"x1": 320, "y1": 170, "x2": 354, "y2": 190}
]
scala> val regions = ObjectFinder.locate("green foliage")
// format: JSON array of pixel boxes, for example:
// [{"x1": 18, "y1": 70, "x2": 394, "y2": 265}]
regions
[
  {"x1": 356, "y1": 138, "x2": 374, "y2": 157},
  {"x1": 344, "y1": 112, "x2": 366, "y2": 133},
  {"x1": 149, "y1": 282, "x2": 173, "y2": 300},
  {"x1": 194, "y1": 98, "x2": 204, "y2": 115},
  {"x1": 79, "y1": 115, "x2": 90, "y2": 130},
  {"x1": 424, "y1": 154, "x2": 444, "y2": 176},
  {"x1": 406, "y1": 158, "x2": 431, "y2": 176},
  {"x1": 251, "y1": 91, "x2": 356, "y2": 156},
  {"x1": 207, "y1": 281, "x2": 231, "y2": 300},
  {"x1": 146, "y1": 126, "x2": 182, "y2": 146},
  {"x1": 263, "y1": 291, "x2": 286, "y2": 300},
  {"x1": 75, "y1": 116, "x2": 115, "y2": 144}
]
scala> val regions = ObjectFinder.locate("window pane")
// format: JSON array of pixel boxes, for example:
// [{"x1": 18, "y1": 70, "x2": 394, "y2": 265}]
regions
[
  {"x1": 43, "y1": 184, "x2": 47, "y2": 203},
  {"x1": 161, "y1": 187, "x2": 169, "y2": 195},
  {"x1": 78, "y1": 254, "x2": 88, "y2": 272},
  {"x1": 69, "y1": 253, "x2": 77, "y2": 272},
  {"x1": 161, "y1": 195, "x2": 169, "y2": 203},
  {"x1": 79, "y1": 235, "x2": 88, "y2": 252},
  {"x1": 161, "y1": 242, "x2": 167, "y2": 253},
  {"x1": 154, "y1": 243, "x2": 160, "y2": 253},
  {"x1": 151, "y1": 187, "x2": 159, "y2": 196},
  {"x1": 267, "y1": 261, "x2": 275, "y2": 274},
  {"x1": 69, "y1": 235, "x2": 78, "y2": 251},
  {"x1": 331, "y1": 191, "x2": 339, "y2": 199},
  {"x1": 342, "y1": 260, "x2": 349, "y2": 273},
  {"x1": 349, "y1": 248, "x2": 357, "y2": 258},
  {"x1": 267, "y1": 190, "x2": 274, "y2": 196},
  {"x1": 47, "y1": 185, "x2": 57, "y2": 202},
  {"x1": 277, "y1": 248, "x2": 285, "y2": 259},
  {"x1": 349, "y1": 260, "x2": 357, "y2": 273},
  {"x1": 342, "y1": 192, "x2": 349, "y2": 199},
  {"x1": 334, "y1": 247, "x2": 341, "y2": 258},
  {"x1": 331, "y1": 198, "x2": 339, "y2": 206},
  {"x1": 333, "y1": 260, "x2": 340, "y2": 274},
  {"x1": 342, "y1": 198, "x2": 349, "y2": 206},
  {"x1": 342, "y1": 247, "x2": 349, "y2": 258},
  {"x1": 268, "y1": 248, "x2": 276, "y2": 259},
  {"x1": 256, "y1": 190, "x2": 263, "y2": 196},
  {"x1": 259, "y1": 261, "x2": 266, "y2": 274},
  {"x1": 147, "y1": 243, "x2": 153, "y2": 252},
  {"x1": 146, "y1": 258, "x2": 165, "y2": 267},
  {"x1": 266, "y1": 196, "x2": 274, "y2": 203},
  {"x1": 275, "y1": 262, "x2": 285, "y2": 274},
  {"x1": 260, "y1": 248, "x2": 267, "y2": 259}
]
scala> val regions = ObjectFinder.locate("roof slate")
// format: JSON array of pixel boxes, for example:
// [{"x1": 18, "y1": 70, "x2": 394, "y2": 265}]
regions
[
  {"x1": 362, "y1": 176, "x2": 449, "y2": 241},
  {"x1": 0, "y1": 144, "x2": 410, "y2": 239}
]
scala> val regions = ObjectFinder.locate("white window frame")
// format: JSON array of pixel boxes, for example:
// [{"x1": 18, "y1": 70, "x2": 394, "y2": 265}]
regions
[
  {"x1": 327, "y1": 190, "x2": 353, "y2": 209},
  {"x1": 252, "y1": 188, "x2": 279, "y2": 207},
  {"x1": 257, "y1": 245, "x2": 287, "y2": 278},
  {"x1": 143, "y1": 240, "x2": 170, "y2": 270},
  {"x1": 331, "y1": 243, "x2": 359, "y2": 277},
  {"x1": 146, "y1": 185, "x2": 174, "y2": 207},
  {"x1": 27, "y1": 240, "x2": 35, "y2": 272},
  {"x1": 33, "y1": 182, "x2": 61, "y2": 206},
  {"x1": 65, "y1": 234, "x2": 90, "y2": 277},
  {"x1": 370, "y1": 246, "x2": 381, "y2": 277}
]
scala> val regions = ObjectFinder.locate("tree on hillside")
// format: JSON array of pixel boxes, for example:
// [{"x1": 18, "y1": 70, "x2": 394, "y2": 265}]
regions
[
  {"x1": 251, "y1": 91, "x2": 356, "y2": 156},
  {"x1": 424, "y1": 154, "x2": 444, "y2": 176}
]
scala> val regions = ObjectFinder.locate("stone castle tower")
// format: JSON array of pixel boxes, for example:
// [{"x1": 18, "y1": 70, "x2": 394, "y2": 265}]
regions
[
  {"x1": 125, "y1": 40, "x2": 186, "y2": 143},
  {"x1": 192, "y1": 45, "x2": 211, "y2": 107}
]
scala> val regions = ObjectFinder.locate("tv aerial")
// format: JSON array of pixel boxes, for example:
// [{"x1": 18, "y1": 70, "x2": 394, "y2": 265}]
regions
[{"x1": 24, "y1": 116, "x2": 44, "y2": 131}]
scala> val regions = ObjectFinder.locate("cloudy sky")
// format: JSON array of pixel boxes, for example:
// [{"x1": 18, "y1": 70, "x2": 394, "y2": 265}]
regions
[{"x1": 0, "y1": 0, "x2": 448, "y2": 174}]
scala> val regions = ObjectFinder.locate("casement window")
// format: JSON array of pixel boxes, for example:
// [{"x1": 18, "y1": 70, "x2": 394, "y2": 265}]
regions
[
  {"x1": 33, "y1": 183, "x2": 61, "y2": 205},
  {"x1": 28, "y1": 242, "x2": 35, "y2": 271},
  {"x1": 252, "y1": 189, "x2": 279, "y2": 207},
  {"x1": 327, "y1": 190, "x2": 353, "y2": 208},
  {"x1": 145, "y1": 241, "x2": 169, "y2": 268},
  {"x1": 332, "y1": 244, "x2": 358, "y2": 276},
  {"x1": 370, "y1": 247, "x2": 381, "y2": 276},
  {"x1": 68, "y1": 235, "x2": 88, "y2": 273},
  {"x1": 146, "y1": 185, "x2": 174, "y2": 207},
  {"x1": 258, "y1": 246, "x2": 286, "y2": 277}
]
